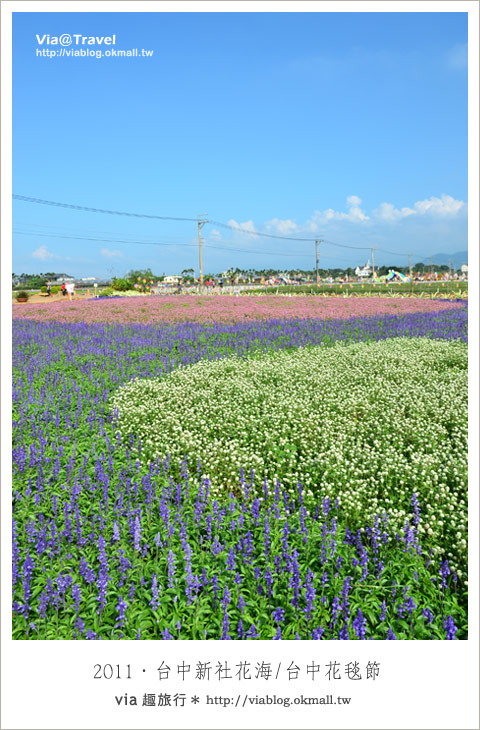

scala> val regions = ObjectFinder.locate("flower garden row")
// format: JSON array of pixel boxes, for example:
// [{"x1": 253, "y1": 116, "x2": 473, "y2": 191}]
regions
[
  {"x1": 12, "y1": 303, "x2": 468, "y2": 639},
  {"x1": 12, "y1": 293, "x2": 466, "y2": 325}
]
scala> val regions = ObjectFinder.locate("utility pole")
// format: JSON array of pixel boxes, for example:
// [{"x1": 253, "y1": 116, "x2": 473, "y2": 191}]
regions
[
  {"x1": 197, "y1": 214, "x2": 208, "y2": 289},
  {"x1": 429, "y1": 257, "x2": 433, "y2": 278},
  {"x1": 408, "y1": 253, "x2": 412, "y2": 279},
  {"x1": 371, "y1": 247, "x2": 375, "y2": 279},
  {"x1": 315, "y1": 239, "x2": 323, "y2": 286},
  {"x1": 449, "y1": 259, "x2": 452, "y2": 279}
]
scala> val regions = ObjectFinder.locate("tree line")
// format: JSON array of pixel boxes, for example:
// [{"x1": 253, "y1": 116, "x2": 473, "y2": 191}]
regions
[{"x1": 12, "y1": 262, "x2": 461, "y2": 290}]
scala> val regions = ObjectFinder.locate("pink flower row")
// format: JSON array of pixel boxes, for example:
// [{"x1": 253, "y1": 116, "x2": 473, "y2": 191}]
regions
[{"x1": 12, "y1": 295, "x2": 465, "y2": 325}]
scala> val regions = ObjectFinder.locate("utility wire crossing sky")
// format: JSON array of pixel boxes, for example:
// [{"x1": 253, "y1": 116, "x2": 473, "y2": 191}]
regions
[{"x1": 13, "y1": 192, "x2": 467, "y2": 270}]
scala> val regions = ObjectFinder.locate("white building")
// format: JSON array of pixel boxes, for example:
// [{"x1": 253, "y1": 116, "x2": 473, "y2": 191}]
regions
[
  {"x1": 355, "y1": 261, "x2": 372, "y2": 278},
  {"x1": 163, "y1": 275, "x2": 182, "y2": 284}
]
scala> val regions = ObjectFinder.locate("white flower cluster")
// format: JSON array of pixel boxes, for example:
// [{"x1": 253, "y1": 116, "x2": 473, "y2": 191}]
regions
[{"x1": 112, "y1": 338, "x2": 467, "y2": 569}]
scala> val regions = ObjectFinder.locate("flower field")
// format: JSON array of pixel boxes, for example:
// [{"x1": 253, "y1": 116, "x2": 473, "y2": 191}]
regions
[
  {"x1": 12, "y1": 293, "x2": 466, "y2": 325},
  {"x1": 12, "y1": 299, "x2": 468, "y2": 640}
]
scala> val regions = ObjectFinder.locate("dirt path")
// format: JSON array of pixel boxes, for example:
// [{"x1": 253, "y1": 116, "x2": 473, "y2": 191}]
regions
[{"x1": 14, "y1": 291, "x2": 92, "y2": 305}]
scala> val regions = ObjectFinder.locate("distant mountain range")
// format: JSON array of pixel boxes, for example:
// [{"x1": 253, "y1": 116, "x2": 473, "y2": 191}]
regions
[{"x1": 420, "y1": 251, "x2": 468, "y2": 266}]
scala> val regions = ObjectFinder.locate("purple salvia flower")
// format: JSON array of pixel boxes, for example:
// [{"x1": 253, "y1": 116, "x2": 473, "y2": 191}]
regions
[
  {"x1": 264, "y1": 567, "x2": 273, "y2": 596},
  {"x1": 330, "y1": 596, "x2": 340, "y2": 626},
  {"x1": 251, "y1": 498, "x2": 260, "y2": 525},
  {"x1": 74, "y1": 617, "x2": 85, "y2": 638},
  {"x1": 117, "y1": 549, "x2": 132, "y2": 588},
  {"x1": 150, "y1": 574, "x2": 160, "y2": 611},
  {"x1": 128, "y1": 581, "x2": 135, "y2": 602},
  {"x1": 211, "y1": 536, "x2": 223, "y2": 557},
  {"x1": 72, "y1": 583, "x2": 81, "y2": 614},
  {"x1": 443, "y1": 615, "x2": 458, "y2": 640},
  {"x1": 211, "y1": 574, "x2": 219, "y2": 608},
  {"x1": 404, "y1": 596, "x2": 416, "y2": 616},
  {"x1": 304, "y1": 568, "x2": 316, "y2": 623},
  {"x1": 133, "y1": 514, "x2": 142, "y2": 552},
  {"x1": 226, "y1": 547, "x2": 236, "y2": 571},
  {"x1": 12, "y1": 519, "x2": 20, "y2": 593},
  {"x1": 21, "y1": 552, "x2": 35, "y2": 617},
  {"x1": 352, "y1": 608, "x2": 367, "y2": 640},
  {"x1": 379, "y1": 600, "x2": 387, "y2": 622},
  {"x1": 422, "y1": 607, "x2": 434, "y2": 624},
  {"x1": 439, "y1": 560, "x2": 450, "y2": 591},
  {"x1": 246, "y1": 624, "x2": 259, "y2": 639},
  {"x1": 289, "y1": 549, "x2": 301, "y2": 609},
  {"x1": 341, "y1": 576, "x2": 352, "y2": 621},
  {"x1": 272, "y1": 607, "x2": 285, "y2": 624},
  {"x1": 38, "y1": 591, "x2": 49, "y2": 619},
  {"x1": 115, "y1": 595, "x2": 128, "y2": 629}
]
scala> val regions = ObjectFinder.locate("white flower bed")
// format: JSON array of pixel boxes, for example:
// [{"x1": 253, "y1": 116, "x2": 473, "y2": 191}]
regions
[{"x1": 112, "y1": 338, "x2": 467, "y2": 569}]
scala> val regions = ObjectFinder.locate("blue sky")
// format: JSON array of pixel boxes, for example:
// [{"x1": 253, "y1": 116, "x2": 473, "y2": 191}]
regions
[{"x1": 13, "y1": 11, "x2": 468, "y2": 277}]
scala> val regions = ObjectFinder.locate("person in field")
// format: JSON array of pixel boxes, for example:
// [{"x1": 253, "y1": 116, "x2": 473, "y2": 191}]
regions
[{"x1": 66, "y1": 282, "x2": 75, "y2": 301}]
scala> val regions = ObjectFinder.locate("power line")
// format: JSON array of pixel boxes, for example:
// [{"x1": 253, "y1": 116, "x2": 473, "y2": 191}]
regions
[
  {"x1": 13, "y1": 229, "x2": 322, "y2": 259},
  {"x1": 13, "y1": 230, "x2": 198, "y2": 248},
  {"x1": 12, "y1": 194, "x2": 199, "y2": 223},
  {"x1": 205, "y1": 243, "x2": 316, "y2": 258},
  {"x1": 12, "y1": 193, "x2": 436, "y2": 261},
  {"x1": 13, "y1": 220, "x2": 192, "y2": 242},
  {"x1": 13, "y1": 227, "x2": 353, "y2": 259},
  {"x1": 208, "y1": 219, "x2": 318, "y2": 242},
  {"x1": 13, "y1": 194, "x2": 322, "y2": 242},
  {"x1": 376, "y1": 247, "x2": 410, "y2": 257},
  {"x1": 321, "y1": 237, "x2": 370, "y2": 251}
]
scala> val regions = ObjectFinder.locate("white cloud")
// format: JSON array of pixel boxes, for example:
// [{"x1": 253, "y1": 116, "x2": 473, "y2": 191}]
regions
[
  {"x1": 32, "y1": 245, "x2": 55, "y2": 261},
  {"x1": 227, "y1": 219, "x2": 257, "y2": 235},
  {"x1": 101, "y1": 248, "x2": 123, "y2": 258},
  {"x1": 374, "y1": 194, "x2": 465, "y2": 221},
  {"x1": 265, "y1": 218, "x2": 298, "y2": 235},
  {"x1": 373, "y1": 202, "x2": 415, "y2": 221},
  {"x1": 346, "y1": 195, "x2": 361, "y2": 207},
  {"x1": 413, "y1": 194, "x2": 465, "y2": 216},
  {"x1": 307, "y1": 195, "x2": 370, "y2": 225},
  {"x1": 447, "y1": 43, "x2": 467, "y2": 70},
  {"x1": 209, "y1": 229, "x2": 222, "y2": 240}
]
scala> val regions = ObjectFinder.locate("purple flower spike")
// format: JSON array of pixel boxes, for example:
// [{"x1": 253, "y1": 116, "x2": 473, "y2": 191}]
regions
[{"x1": 443, "y1": 615, "x2": 458, "y2": 640}]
